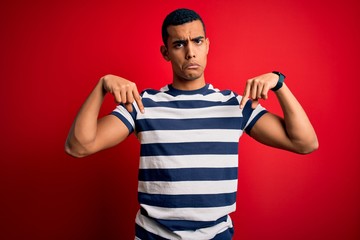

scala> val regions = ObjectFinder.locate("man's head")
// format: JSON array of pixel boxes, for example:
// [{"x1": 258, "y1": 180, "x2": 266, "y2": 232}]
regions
[
  {"x1": 160, "y1": 8, "x2": 210, "y2": 86},
  {"x1": 162, "y1": 8, "x2": 206, "y2": 47}
]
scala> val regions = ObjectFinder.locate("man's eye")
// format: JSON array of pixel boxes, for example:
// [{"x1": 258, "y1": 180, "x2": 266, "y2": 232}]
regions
[
  {"x1": 175, "y1": 43, "x2": 184, "y2": 48},
  {"x1": 195, "y1": 39, "x2": 203, "y2": 44}
]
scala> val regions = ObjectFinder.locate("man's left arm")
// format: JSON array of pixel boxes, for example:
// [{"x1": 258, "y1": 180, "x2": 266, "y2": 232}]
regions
[{"x1": 240, "y1": 72, "x2": 319, "y2": 154}]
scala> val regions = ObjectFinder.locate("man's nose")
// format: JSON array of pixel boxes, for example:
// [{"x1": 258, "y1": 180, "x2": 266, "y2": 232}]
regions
[{"x1": 185, "y1": 43, "x2": 196, "y2": 60}]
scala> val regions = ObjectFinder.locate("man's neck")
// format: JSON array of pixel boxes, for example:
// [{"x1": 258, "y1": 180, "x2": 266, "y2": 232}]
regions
[{"x1": 171, "y1": 76, "x2": 206, "y2": 91}]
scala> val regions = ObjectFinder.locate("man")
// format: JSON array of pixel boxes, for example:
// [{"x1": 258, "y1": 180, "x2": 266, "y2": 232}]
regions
[{"x1": 65, "y1": 8, "x2": 318, "y2": 240}]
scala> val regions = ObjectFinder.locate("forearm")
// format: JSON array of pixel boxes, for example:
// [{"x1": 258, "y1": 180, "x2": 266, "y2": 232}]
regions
[
  {"x1": 65, "y1": 78, "x2": 106, "y2": 157},
  {"x1": 275, "y1": 83, "x2": 318, "y2": 153}
]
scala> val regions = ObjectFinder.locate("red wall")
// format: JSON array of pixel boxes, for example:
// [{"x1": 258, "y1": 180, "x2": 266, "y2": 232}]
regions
[{"x1": 1, "y1": 0, "x2": 359, "y2": 239}]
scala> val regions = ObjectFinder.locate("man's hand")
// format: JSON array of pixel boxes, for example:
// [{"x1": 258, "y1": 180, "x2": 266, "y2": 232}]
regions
[
  {"x1": 239, "y1": 72, "x2": 279, "y2": 109},
  {"x1": 102, "y1": 74, "x2": 144, "y2": 113}
]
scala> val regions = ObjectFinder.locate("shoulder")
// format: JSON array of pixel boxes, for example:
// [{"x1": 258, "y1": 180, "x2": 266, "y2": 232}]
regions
[
  {"x1": 140, "y1": 88, "x2": 161, "y2": 96},
  {"x1": 205, "y1": 84, "x2": 240, "y2": 105},
  {"x1": 140, "y1": 84, "x2": 171, "y2": 96},
  {"x1": 207, "y1": 84, "x2": 238, "y2": 95}
]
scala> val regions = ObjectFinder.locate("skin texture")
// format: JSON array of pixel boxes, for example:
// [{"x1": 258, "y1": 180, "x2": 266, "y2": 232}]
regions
[{"x1": 65, "y1": 20, "x2": 318, "y2": 158}]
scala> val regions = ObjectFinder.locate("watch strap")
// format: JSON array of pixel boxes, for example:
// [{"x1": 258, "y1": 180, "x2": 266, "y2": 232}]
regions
[{"x1": 271, "y1": 71, "x2": 286, "y2": 91}]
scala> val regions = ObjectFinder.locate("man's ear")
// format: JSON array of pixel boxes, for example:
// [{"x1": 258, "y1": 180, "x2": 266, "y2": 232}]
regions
[
  {"x1": 160, "y1": 45, "x2": 170, "y2": 61},
  {"x1": 206, "y1": 38, "x2": 210, "y2": 55}
]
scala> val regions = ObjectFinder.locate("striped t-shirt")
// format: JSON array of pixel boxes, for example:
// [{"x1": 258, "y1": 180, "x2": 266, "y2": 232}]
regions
[{"x1": 111, "y1": 84, "x2": 267, "y2": 240}]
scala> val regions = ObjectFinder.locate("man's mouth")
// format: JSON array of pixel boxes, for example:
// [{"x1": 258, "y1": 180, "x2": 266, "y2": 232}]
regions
[{"x1": 184, "y1": 63, "x2": 200, "y2": 69}]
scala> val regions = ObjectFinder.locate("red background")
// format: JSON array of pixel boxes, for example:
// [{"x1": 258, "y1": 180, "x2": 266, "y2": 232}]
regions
[{"x1": 1, "y1": 0, "x2": 359, "y2": 239}]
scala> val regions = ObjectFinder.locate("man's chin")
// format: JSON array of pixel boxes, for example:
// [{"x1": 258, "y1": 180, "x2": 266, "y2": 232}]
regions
[{"x1": 183, "y1": 73, "x2": 203, "y2": 81}]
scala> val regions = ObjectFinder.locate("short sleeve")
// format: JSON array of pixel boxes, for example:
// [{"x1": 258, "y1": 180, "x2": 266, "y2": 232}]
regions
[
  {"x1": 111, "y1": 103, "x2": 138, "y2": 134},
  {"x1": 237, "y1": 96, "x2": 267, "y2": 134}
]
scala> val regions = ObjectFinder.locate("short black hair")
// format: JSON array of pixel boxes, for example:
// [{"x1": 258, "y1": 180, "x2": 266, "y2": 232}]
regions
[{"x1": 161, "y1": 8, "x2": 206, "y2": 46}]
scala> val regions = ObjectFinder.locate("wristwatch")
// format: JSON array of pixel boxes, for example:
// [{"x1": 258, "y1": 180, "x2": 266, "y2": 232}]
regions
[{"x1": 271, "y1": 71, "x2": 286, "y2": 91}]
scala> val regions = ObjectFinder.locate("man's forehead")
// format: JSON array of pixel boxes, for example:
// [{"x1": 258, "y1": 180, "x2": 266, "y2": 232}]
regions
[{"x1": 166, "y1": 20, "x2": 205, "y2": 39}]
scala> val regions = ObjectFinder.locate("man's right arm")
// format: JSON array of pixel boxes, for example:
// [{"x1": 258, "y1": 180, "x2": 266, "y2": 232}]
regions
[{"x1": 65, "y1": 74, "x2": 144, "y2": 158}]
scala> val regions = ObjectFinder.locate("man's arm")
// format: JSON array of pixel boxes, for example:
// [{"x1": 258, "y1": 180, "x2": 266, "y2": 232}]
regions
[
  {"x1": 65, "y1": 74, "x2": 144, "y2": 158},
  {"x1": 240, "y1": 73, "x2": 319, "y2": 154}
]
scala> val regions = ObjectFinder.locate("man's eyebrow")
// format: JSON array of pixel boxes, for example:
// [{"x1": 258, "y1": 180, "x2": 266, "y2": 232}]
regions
[
  {"x1": 191, "y1": 36, "x2": 205, "y2": 41},
  {"x1": 172, "y1": 39, "x2": 187, "y2": 45},
  {"x1": 171, "y1": 36, "x2": 205, "y2": 45}
]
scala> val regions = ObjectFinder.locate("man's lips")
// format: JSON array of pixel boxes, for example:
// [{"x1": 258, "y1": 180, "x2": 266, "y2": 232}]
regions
[{"x1": 184, "y1": 63, "x2": 200, "y2": 69}]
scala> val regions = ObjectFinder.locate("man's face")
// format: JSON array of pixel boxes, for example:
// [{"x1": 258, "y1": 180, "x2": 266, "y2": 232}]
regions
[{"x1": 161, "y1": 20, "x2": 209, "y2": 82}]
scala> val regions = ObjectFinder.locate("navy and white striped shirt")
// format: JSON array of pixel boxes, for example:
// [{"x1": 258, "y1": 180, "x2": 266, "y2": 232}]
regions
[{"x1": 112, "y1": 84, "x2": 267, "y2": 239}]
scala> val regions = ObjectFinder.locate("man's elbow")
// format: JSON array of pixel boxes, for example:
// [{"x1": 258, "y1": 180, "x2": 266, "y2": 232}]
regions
[
  {"x1": 296, "y1": 138, "x2": 319, "y2": 155},
  {"x1": 64, "y1": 141, "x2": 91, "y2": 158}
]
